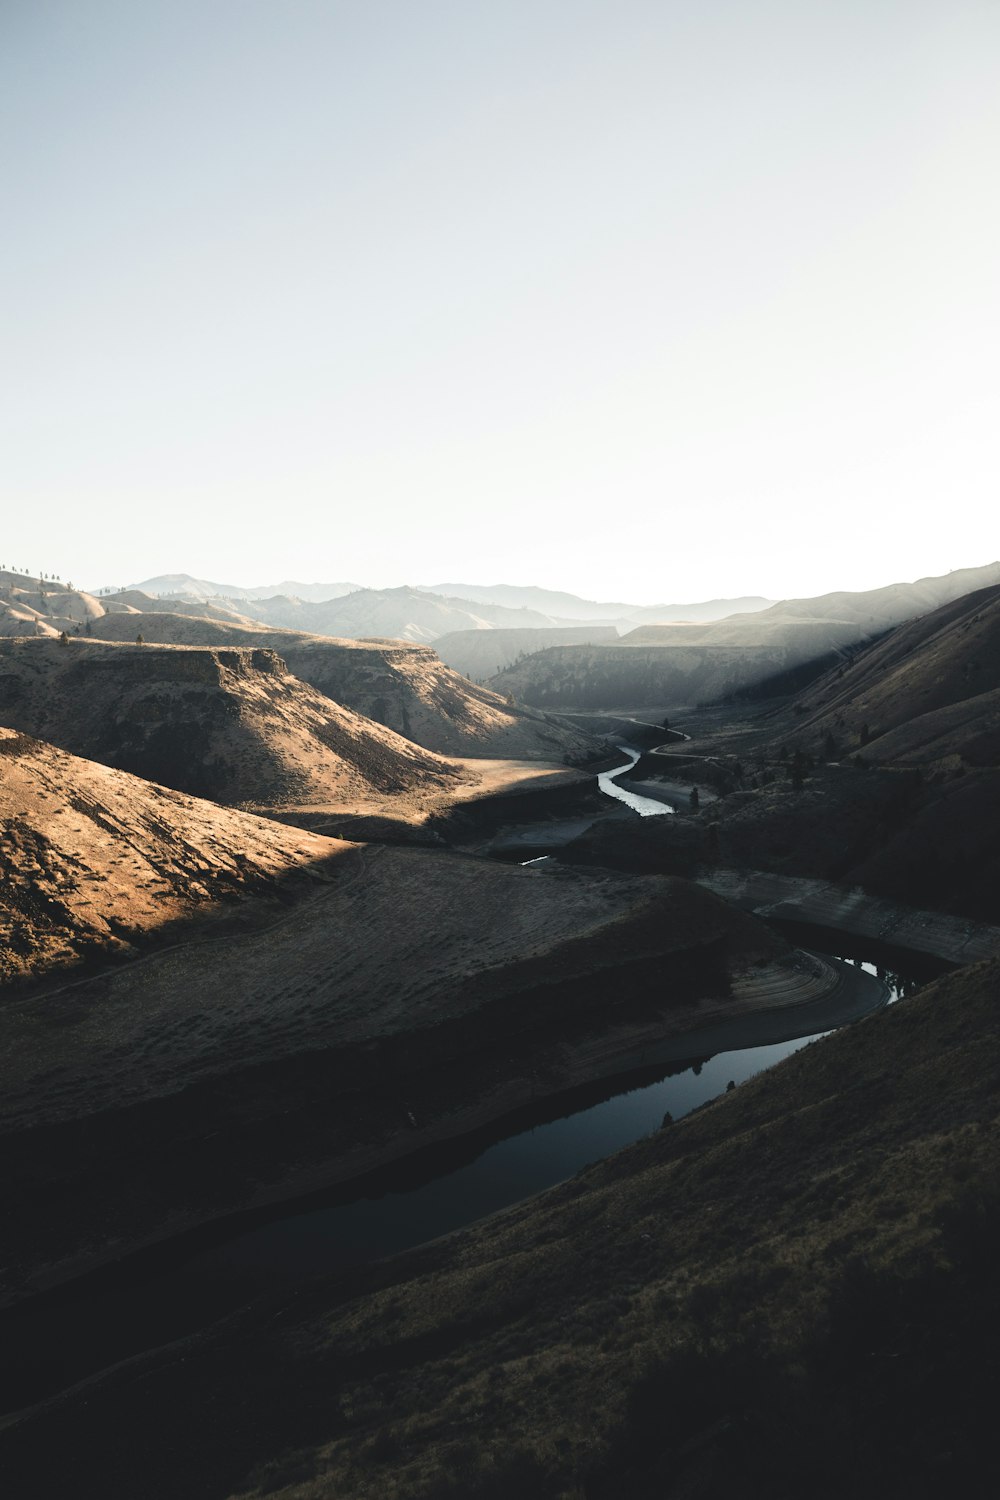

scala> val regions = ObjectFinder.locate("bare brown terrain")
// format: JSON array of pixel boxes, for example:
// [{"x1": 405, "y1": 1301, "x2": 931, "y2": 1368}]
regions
[
  {"x1": 0, "y1": 721, "x2": 805, "y2": 1303},
  {"x1": 87, "y1": 609, "x2": 604, "y2": 761},
  {"x1": 0, "y1": 726, "x2": 344, "y2": 989},
  {"x1": 4, "y1": 566, "x2": 998, "y2": 1500},
  {"x1": 0, "y1": 637, "x2": 471, "y2": 816},
  {"x1": 0, "y1": 571, "x2": 103, "y2": 637}
]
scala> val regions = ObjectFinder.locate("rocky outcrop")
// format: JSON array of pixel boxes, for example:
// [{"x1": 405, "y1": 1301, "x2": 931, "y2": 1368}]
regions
[
  {"x1": 0, "y1": 638, "x2": 459, "y2": 812},
  {"x1": 88, "y1": 613, "x2": 604, "y2": 761}
]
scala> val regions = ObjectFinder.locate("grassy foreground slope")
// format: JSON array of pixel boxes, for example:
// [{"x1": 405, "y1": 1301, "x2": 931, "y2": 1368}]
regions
[{"x1": 2, "y1": 958, "x2": 997, "y2": 1499}]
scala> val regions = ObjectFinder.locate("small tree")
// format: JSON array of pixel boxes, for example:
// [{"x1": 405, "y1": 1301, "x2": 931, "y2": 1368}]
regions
[{"x1": 689, "y1": 786, "x2": 700, "y2": 810}]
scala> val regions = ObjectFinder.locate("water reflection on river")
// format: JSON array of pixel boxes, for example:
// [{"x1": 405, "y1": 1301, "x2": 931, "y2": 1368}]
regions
[
  {"x1": 195, "y1": 960, "x2": 901, "y2": 1278},
  {"x1": 597, "y1": 745, "x2": 675, "y2": 816},
  {"x1": 0, "y1": 959, "x2": 910, "y2": 1415}
]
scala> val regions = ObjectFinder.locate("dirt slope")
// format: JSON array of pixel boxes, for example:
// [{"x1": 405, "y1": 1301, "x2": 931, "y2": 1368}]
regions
[
  {"x1": 0, "y1": 727, "x2": 343, "y2": 988},
  {"x1": 0, "y1": 637, "x2": 460, "y2": 813},
  {"x1": 88, "y1": 612, "x2": 604, "y2": 761}
]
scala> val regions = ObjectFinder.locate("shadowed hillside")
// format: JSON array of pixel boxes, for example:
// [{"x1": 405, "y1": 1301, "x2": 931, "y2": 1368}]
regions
[
  {"x1": 490, "y1": 634, "x2": 853, "y2": 709},
  {"x1": 3, "y1": 954, "x2": 996, "y2": 1499},
  {"x1": 0, "y1": 822, "x2": 797, "y2": 1306},
  {"x1": 490, "y1": 564, "x2": 1000, "y2": 710},
  {"x1": 576, "y1": 585, "x2": 1000, "y2": 921},
  {"x1": 0, "y1": 637, "x2": 460, "y2": 814},
  {"x1": 87, "y1": 612, "x2": 604, "y2": 761},
  {"x1": 768, "y1": 583, "x2": 1000, "y2": 766}
]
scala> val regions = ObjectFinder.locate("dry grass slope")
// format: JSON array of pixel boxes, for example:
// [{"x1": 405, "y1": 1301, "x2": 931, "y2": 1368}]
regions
[
  {"x1": 0, "y1": 726, "x2": 345, "y2": 988},
  {"x1": 87, "y1": 610, "x2": 604, "y2": 761},
  {"x1": 0, "y1": 637, "x2": 462, "y2": 814},
  {"x1": 2, "y1": 958, "x2": 996, "y2": 1499}
]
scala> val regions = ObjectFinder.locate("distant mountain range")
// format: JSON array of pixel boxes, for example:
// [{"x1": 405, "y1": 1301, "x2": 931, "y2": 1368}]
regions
[
  {"x1": 491, "y1": 562, "x2": 1000, "y2": 709},
  {"x1": 110, "y1": 574, "x2": 775, "y2": 642},
  {"x1": 122, "y1": 573, "x2": 362, "y2": 603},
  {"x1": 421, "y1": 581, "x2": 774, "y2": 624}
]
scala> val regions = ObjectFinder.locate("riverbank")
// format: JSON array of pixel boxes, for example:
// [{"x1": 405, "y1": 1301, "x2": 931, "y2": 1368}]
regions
[
  {"x1": 0, "y1": 860, "x2": 794, "y2": 1307},
  {"x1": 700, "y1": 869, "x2": 1000, "y2": 967}
]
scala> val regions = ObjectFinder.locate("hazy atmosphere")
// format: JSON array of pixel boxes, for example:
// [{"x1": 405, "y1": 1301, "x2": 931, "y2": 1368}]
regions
[
  {"x1": 3, "y1": 0, "x2": 998, "y2": 598},
  {"x1": 4, "y1": 9, "x2": 1000, "y2": 1493}
]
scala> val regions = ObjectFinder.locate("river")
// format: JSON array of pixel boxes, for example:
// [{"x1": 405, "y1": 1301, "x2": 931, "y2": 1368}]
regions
[
  {"x1": 0, "y1": 749, "x2": 929, "y2": 1413},
  {"x1": 597, "y1": 745, "x2": 675, "y2": 815},
  {"x1": 0, "y1": 944, "x2": 916, "y2": 1416}
]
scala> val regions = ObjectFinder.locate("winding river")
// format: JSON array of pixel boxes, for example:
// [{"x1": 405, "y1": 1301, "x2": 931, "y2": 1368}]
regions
[
  {"x1": 1, "y1": 946, "x2": 914, "y2": 1415},
  {"x1": 597, "y1": 745, "x2": 675, "y2": 815},
  {"x1": 0, "y1": 758, "x2": 934, "y2": 1415}
]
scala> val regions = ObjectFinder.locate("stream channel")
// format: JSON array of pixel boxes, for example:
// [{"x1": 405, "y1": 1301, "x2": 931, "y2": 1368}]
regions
[{"x1": 0, "y1": 756, "x2": 946, "y2": 1415}]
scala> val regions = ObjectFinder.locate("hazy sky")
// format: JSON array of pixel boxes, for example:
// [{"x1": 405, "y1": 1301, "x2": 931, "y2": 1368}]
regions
[{"x1": 3, "y1": 1, "x2": 998, "y2": 604}]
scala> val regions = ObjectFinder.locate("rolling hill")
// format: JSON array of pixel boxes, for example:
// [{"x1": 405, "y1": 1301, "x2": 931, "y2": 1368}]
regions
[
  {"x1": 0, "y1": 725, "x2": 342, "y2": 989},
  {"x1": 86, "y1": 611, "x2": 604, "y2": 762},
  {"x1": 0, "y1": 637, "x2": 462, "y2": 816}
]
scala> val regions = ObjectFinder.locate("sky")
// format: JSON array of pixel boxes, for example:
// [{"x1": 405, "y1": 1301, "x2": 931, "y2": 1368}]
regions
[{"x1": 2, "y1": 0, "x2": 998, "y2": 606}]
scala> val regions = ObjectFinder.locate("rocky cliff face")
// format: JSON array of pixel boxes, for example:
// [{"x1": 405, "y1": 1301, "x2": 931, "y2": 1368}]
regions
[
  {"x1": 88, "y1": 613, "x2": 604, "y2": 761},
  {"x1": 0, "y1": 638, "x2": 459, "y2": 811},
  {"x1": 278, "y1": 639, "x2": 603, "y2": 760}
]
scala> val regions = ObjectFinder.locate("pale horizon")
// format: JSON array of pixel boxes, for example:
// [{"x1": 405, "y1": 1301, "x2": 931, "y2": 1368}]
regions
[{"x1": 3, "y1": 1, "x2": 998, "y2": 604}]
